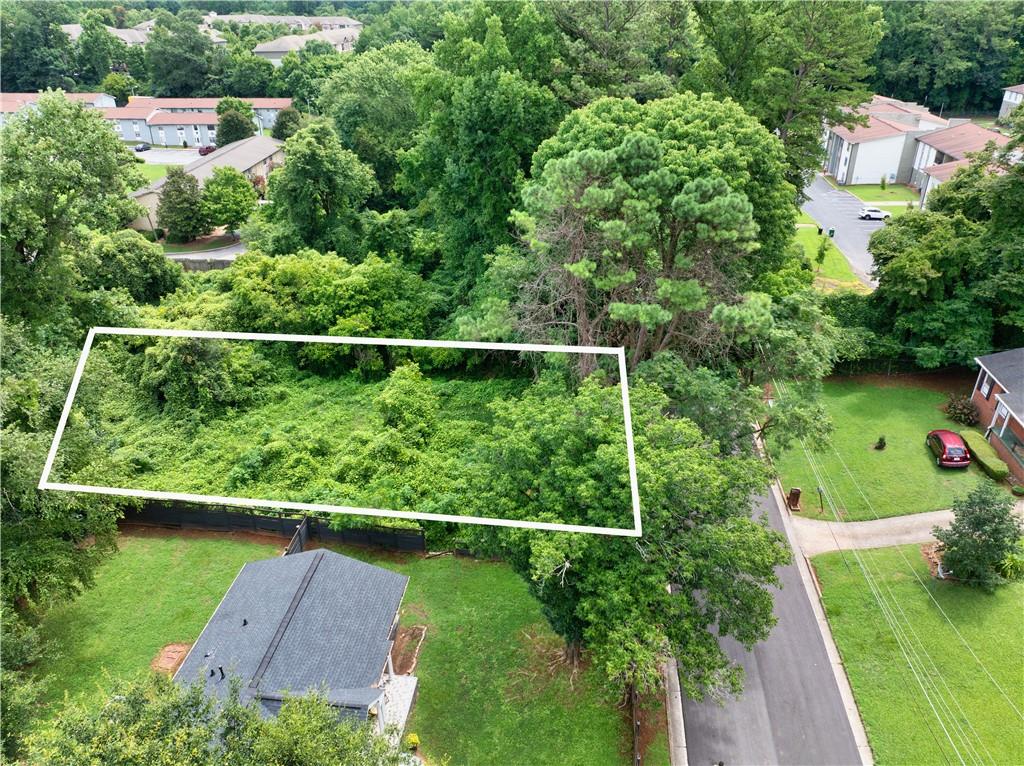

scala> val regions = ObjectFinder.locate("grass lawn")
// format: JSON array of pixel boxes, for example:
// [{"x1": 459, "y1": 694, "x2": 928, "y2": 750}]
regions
[
  {"x1": 771, "y1": 379, "x2": 983, "y2": 520},
  {"x1": 876, "y1": 202, "x2": 916, "y2": 218},
  {"x1": 34, "y1": 532, "x2": 656, "y2": 765},
  {"x1": 33, "y1": 533, "x2": 282, "y2": 713},
  {"x1": 795, "y1": 227, "x2": 868, "y2": 293},
  {"x1": 814, "y1": 545, "x2": 1024, "y2": 765},
  {"x1": 797, "y1": 210, "x2": 817, "y2": 225},
  {"x1": 825, "y1": 177, "x2": 920, "y2": 203},
  {"x1": 137, "y1": 163, "x2": 172, "y2": 183},
  {"x1": 161, "y1": 234, "x2": 237, "y2": 253}
]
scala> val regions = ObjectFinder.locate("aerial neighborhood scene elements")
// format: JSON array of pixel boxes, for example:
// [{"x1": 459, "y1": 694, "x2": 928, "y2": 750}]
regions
[{"x1": 0, "y1": 1, "x2": 1022, "y2": 765}]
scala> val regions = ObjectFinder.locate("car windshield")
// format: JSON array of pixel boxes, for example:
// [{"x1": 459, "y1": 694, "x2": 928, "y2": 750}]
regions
[{"x1": 946, "y1": 446, "x2": 965, "y2": 456}]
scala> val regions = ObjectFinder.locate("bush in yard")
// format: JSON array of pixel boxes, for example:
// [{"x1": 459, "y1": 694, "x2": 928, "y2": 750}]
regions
[
  {"x1": 138, "y1": 337, "x2": 274, "y2": 416},
  {"x1": 78, "y1": 229, "x2": 182, "y2": 303},
  {"x1": 157, "y1": 167, "x2": 210, "y2": 243},
  {"x1": 202, "y1": 166, "x2": 258, "y2": 236},
  {"x1": 933, "y1": 482, "x2": 1022, "y2": 591},
  {"x1": 944, "y1": 392, "x2": 979, "y2": 425},
  {"x1": 373, "y1": 363, "x2": 438, "y2": 444},
  {"x1": 959, "y1": 431, "x2": 1011, "y2": 481},
  {"x1": 999, "y1": 548, "x2": 1024, "y2": 581},
  {"x1": 24, "y1": 674, "x2": 405, "y2": 766}
]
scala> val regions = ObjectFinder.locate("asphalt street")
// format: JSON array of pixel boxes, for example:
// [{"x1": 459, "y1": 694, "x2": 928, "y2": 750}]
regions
[
  {"x1": 139, "y1": 147, "x2": 201, "y2": 164},
  {"x1": 801, "y1": 175, "x2": 885, "y2": 287},
  {"x1": 680, "y1": 492, "x2": 862, "y2": 766}
]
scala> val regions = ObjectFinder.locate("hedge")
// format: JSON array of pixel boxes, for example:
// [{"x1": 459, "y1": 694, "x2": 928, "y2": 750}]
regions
[{"x1": 959, "y1": 430, "x2": 1011, "y2": 481}]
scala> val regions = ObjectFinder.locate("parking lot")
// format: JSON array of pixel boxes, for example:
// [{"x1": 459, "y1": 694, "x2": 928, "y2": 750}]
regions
[
  {"x1": 801, "y1": 175, "x2": 887, "y2": 286},
  {"x1": 137, "y1": 147, "x2": 201, "y2": 165}
]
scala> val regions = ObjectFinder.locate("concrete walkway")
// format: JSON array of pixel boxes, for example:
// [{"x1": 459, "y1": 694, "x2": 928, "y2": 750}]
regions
[{"x1": 791, "y1": 499, "x2": 1024, "y2": 556}]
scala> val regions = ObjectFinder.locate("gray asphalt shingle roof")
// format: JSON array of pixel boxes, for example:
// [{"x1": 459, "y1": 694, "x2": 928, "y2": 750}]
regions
[
  {"x1": 977, "y1": 348, "x2": 1024, "y2": 416},
  {"x1": 175, "y1": 549, "x2": 408, "y2": 714}
]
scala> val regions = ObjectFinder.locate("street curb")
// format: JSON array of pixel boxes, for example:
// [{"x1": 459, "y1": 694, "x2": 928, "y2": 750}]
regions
[
  {"x1": 770, "y1": 478, "x2": 874, "y2": 766},
  {"x1": 663, "y1": 658, "x2": 688, "y2": 766}
]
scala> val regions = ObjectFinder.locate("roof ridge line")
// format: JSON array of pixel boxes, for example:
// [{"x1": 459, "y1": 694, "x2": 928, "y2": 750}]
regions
[{"x1": 248, "y1": 550, "x2": 325, "y2": 689}]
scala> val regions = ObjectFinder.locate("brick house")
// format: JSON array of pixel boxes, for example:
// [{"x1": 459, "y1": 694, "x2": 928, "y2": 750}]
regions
[{"x1": 972, "y1": 348, "x2": 1024, "y2": 482}]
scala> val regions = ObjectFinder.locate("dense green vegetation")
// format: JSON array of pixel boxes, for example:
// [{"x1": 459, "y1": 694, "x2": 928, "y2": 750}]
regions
[
  {"x1": 814, "y1": 544, "x2": 1024, "y2": 765},
  {"x1": 772, "y1": 379, "x2": 983, "y2": 520}
]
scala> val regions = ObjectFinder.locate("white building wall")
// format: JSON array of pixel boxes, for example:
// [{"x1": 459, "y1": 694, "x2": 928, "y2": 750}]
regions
[
  {"x1": 913, "y1": 142, "x2": 937, "y2": 173},
  {"x1": 1000, "y1": 90, "x2": 1023, "y2": 119},
  {"x1": 846, "y1": 135, "x2": 906, "y2": 185}
]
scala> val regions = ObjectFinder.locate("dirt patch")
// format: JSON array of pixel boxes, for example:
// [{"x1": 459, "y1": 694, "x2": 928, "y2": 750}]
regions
[
  {"x1": 920, "y1": 542, "x2": 956, "y2": 581},
  {"x1": 627, "y1": 693, "x2": 670, "y2": 766},
  {"x1": 391, "y1": 625, "x2": 427, "y2": 675},
  {"x1": 505, "y1": 625, "x2": 587, "y2": 702},
  {"x1": 151, "y1": 643, "x2": 192, "y2": 675},
  {"x1": 830, "y1": 369, "x2": 976, "y2": 395},
  {"x1": 119, "y1": 522, "x2": 289, "y2": 550}
]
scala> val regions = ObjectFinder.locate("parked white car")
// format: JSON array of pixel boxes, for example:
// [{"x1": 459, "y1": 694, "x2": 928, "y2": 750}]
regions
[{"x1": 858, "y1": 207, "x2": 892, "y2": 220}]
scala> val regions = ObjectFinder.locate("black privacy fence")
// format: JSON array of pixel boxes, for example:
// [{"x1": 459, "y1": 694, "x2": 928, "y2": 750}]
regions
[{"x1": 123, "y1": 501, "x2": 426, "y2": 553}]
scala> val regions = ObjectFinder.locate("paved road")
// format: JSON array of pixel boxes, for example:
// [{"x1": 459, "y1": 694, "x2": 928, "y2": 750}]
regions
[
  {"x1": 139, "y1": 147, "x2": 200, "y2": 165},
  {"x1": 681, "y1": 492, "x2": 862, "y2": 766},
  {"x1": 801, "y1": 175, "x2": 885, "y2": 287}
]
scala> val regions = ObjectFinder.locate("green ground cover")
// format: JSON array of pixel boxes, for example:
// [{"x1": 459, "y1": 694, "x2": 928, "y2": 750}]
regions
[
  {"x1": 797, "y1": 210, "x2": 816, "y2": 225},
  {"x1": 814, "y1": 545, "x2": 1024, "y2": 765},
  {"x1": 61, "y1": 356, "x2": 537, "y2": 524},
  {"x1": 34, "y1": 532, "x2": 657, "y2": 765},
  {"x1": 771, "y1": 380, "x2": 982, "y2": 519},
  {"x1": 161, "y1": 234, "x2": 237, "y2": 253},
  {"x1": 843, "y1": 183, "x2": 920, "y2": 202},
  {"x1": 137, "y1": 163, "x2": 172, "y2": 183},
  {"x1": 794, "y1": 227, "x2": 868, "y2": 293}
]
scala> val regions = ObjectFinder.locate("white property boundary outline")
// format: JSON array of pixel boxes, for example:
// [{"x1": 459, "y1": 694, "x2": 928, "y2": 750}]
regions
[{"x1": 39, "y1": 327, "x2": 643, "y2": 538}]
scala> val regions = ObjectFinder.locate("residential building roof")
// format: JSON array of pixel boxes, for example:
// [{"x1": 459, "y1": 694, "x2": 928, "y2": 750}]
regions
[
  {"x1": 174, "y1": 549, "x2": 407, "y2": 716},
  {"x1": 204, "y1": 13, "x2": 361, "y2": 28},
  {"x1": 922, "y1": 158, "x2": 971, "y2": 182},
  {"x1": 865, "y1": 95, "x2": 947, "y2": 125},
  {"x1": 148, "y1": 111, "x2": 220, "y2": 126},
  {"x1": 253, "y1": 28, "x2": 358, "y2": 54},
  {"x1": 60, "y1": 23, "x2": 149, "y2": 45},
  {"x1": 101, "y1": 106, "x2": 158, "y2": 120},
  {"x1": 133, "y1": 135, "x2": 283, "y2": 196},
  {"x1": 0, "y1": 91, "x2": 111, "y2": 112},
  {"x1": 128, "y1": 96, "x2": 292, "y2": 110},
  {"x1": 1004, "y1": 84, "x2": 1024, "y2": 95},
  {"x1": 831, "y1": 115, "x2": 915, "y2": 143},
  {"x1": 977, "y1": 349, "x2": 1024, "y2": 416},
  {"x1": 917, "y1": 123, "x2": 1010, "y2": 158}
]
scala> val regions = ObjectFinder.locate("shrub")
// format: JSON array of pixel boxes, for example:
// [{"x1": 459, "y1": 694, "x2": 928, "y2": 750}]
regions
[
  {"x1": 959, "y1": 431, "x2": 1011, "y2": 481},
  {"x1": 933, "y1": 482, "x2": 1022, "y2": 591},
  {"x1": 403, "y1": 732, "x2": 420, "y2": 752},
  {"x1": 1012, "y1": 484, "x2": 1024, "y2": 497},
  {"x1": 880, "y1": 175, "x2": 887, "y2": 190},
  {"x1": 373, "y1": 363, "x2": 438, "y2": 443},
  {"x1": 874, "y1": 435, "x2": 886, "y2": 450},
  {"x1": 999, "y1": 548, "x2": 1024, "y2": 581},
  {"x1": 944, "y1": 393, "x2": 979, "y2": 425}
]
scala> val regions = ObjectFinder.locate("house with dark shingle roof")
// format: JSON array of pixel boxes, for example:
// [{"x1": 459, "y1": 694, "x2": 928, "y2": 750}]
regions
[
  {"x1": 174, "y1": 548, "x2": 418, "y2": 735},
  {"x1": 972, "y1": 348, "x2": 1024, "y2": 482}
]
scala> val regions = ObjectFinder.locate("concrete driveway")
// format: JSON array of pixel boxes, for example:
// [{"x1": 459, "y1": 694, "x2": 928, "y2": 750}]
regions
[
  {"x1": 680, "y1": 491, "x2": 865, "y2": 765},
  {"x1": 801, "y1": 175, "x2": 885, "y2": 287},
  {"x1": 138, "y1": 147, "x2": 200, "y2": 165}
]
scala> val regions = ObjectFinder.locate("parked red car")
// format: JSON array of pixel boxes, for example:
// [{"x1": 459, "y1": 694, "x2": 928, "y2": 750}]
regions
[
  {"x1": 198, "y1": 145, "x2": 217, "y2": 156},
  {"x1": 926, "y1": 429, "x2": 971, "y2": 468}
]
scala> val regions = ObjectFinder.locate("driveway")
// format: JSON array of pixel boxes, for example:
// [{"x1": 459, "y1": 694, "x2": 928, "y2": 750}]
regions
[
  {"x1": 138, "y1": 148, "x2": 200, "y2": 165},
  {"x1": 680, "y1": 491, "x2": 864, "y2": 765},
  {"x1": 801, "y1": 175, "x2": 884, "y2": 287}
]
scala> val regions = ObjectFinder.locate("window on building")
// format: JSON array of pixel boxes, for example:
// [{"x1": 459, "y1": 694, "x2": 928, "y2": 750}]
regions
[
  {"x1": 158, "y1": 128, "x2": 166, "y2": 144},
  {"x1": 193, "y1": 125, "x2": 201, "y2": 142},
  {"x1": 113, "y1": 122, "x2": 122, "y2": 133},
  {"x1": 208, "y1": 128, "x2": 216, "y2": 142},
  {"x1": 176, "y1": 127, "x2": 186, "y2": 144},
  {"x1": 980, "y1": 373, "x2": 993, "y2": 398},
  {"x1": 132, "y1": 121, "x2": 140, "y2": 137}
]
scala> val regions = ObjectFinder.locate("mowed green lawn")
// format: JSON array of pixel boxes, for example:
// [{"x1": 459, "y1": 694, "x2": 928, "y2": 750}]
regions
[
  {"x1": 795, "y1": 227, "x2": 868, "y2": 293},
  {"x1": 828, "y1": 179, "x2": 920, "y2": 202},
  {"x1": 814, "y1": 546, "x2": 1024, "y2": 765},
  {"x1": 137, "y1": 163, "x2": 172, "y2": 182},
  {"x1": 772, "y1": 380, "x2": 981, "y2": 519},
  {"x1": 34, "y1": 532, "x2": 653, "y2": 766}
]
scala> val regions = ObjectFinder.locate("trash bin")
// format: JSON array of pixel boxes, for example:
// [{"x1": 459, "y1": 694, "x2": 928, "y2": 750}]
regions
[
  {"x1": 817, "y1": 226, "x2": 823, "y2": 235},
  {"x1": 827, "y1": 227, "x2": 835, "y2": 238}
]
